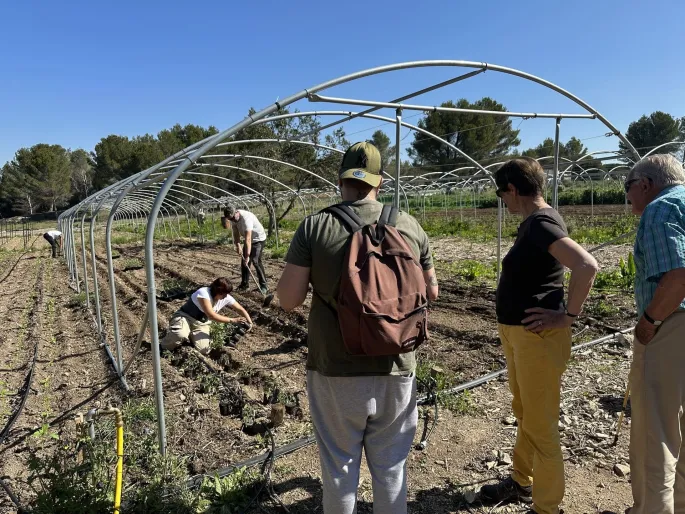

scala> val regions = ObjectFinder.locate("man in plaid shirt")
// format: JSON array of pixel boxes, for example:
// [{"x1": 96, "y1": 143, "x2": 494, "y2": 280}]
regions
[{"x1": 625, "y1": 154, "x2": 685, "y2": 514}]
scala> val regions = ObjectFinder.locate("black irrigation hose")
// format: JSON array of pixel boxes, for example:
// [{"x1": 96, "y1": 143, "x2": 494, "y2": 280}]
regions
[
  {"x1": 416, "y1": 376, "x2": 439, "y2": 451},
  {"x1": 0, "y1": 477, "x2": 24, "y2": 513},
  {"x1": 187, "y1": 434, "x2": 318, "y2": 488},
  {"x1": 417, "y1": 325, "x2": 634, "y2": 405},
  {"x1": 0, "y1": 237, "x2": 39, "y2": 285},
  {"x1": 0, "y1": 259, "x2": 43, "y2": 512},
  {"x1": 1, "y1": 377, "x2": 122, "y2": 455},
  {"x1": 0, "y1": 340, "x2": 39, "y2": 444}
]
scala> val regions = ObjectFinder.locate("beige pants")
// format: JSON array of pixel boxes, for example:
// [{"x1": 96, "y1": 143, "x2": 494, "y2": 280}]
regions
[
  {"x1": 630, "y1": 312, "x2": 685, "y2": 514},
  {"x1": 160, "y1": 310, "x2": 211, "y2": 354},
  {"x1": 499, "y1": 324, "x2": 572, "y2": 514}
]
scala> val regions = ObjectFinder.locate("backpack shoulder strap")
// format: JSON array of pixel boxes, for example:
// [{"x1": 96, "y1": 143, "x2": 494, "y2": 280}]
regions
[
  {"x1": 374, "y1": 205, "x2": 399, "y2": 244},
  {"x1": 324, "y1": 204, "x2": 365, "y2": 233},
  {"x1": 377, "y1": 205, "x2": 399, "y2": 229}
]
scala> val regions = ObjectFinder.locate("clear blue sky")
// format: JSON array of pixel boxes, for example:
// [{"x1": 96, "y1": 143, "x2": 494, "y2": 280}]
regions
[{"x1": 1, "y1": 0, "x2": 683, "y2": 166}]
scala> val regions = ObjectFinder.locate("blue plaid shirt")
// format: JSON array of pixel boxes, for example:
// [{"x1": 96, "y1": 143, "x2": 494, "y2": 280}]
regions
[{"x1": 634, "y1": 185, "x2": 685, "y2": 317}]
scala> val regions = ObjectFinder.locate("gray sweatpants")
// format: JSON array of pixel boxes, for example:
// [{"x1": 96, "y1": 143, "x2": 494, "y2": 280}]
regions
[{"x1": 307, "y1": 370, "x2": 417, "y2": 514}]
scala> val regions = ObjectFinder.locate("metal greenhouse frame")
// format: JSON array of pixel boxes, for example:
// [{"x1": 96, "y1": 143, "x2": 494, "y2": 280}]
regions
[{"x1": 60, "y1": 60, "x2": 653, "y2": 455}]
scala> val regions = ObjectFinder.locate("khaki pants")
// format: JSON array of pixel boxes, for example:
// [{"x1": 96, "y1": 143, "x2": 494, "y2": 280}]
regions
[
  {"x1": 499, "y1": 324, "x2": 571, "y2": 514},
  {"x1": 629, "y1": 312, "x2": 685, "y2": 514},
  {"x1": 160, "y1": 310, "x2": 211, "y2": 354}
]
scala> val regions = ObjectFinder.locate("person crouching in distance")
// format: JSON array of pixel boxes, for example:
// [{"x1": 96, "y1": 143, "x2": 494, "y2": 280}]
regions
[
  {"x1": 160, "y1": 277, "x2": 252, "y2": 354},
  {"x1": 43, "y1": 229, "x2": 62, "y2": 258}
]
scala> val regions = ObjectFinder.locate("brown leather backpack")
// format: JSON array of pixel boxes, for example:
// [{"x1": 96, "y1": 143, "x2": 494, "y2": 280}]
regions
[{"x1": 319, "y1": 204, "x2": 429, "y2": 356}]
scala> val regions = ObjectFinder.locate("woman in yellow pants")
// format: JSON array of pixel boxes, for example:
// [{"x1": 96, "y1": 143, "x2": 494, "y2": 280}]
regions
[{"x1": 479, "y1": 158, "x2": 598, "y2": 514}]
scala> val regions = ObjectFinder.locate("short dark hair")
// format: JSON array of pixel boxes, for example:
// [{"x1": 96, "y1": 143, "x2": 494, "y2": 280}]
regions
[
  {"x1": 223, "y1": 205, "x2": 237, "y2": 218},
  {"x1": 495, "y1": 157, "x2": 546, "y2": 197},
  {"x1": 209, "y1": 277, "x2": 233, "y2": 297}
]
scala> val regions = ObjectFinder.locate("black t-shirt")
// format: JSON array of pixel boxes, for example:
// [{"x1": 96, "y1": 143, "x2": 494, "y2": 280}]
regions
[{"x1": 496, "y1": 208, "x2": 568, "y2": 325}]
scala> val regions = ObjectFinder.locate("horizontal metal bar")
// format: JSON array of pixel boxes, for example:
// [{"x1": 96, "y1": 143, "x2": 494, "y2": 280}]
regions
[
  {"x1": 309, "y1": 68, "x2": 487, "y2": 137},
  {"x1": 308, "y1": 93, "x2": 597, "y2": 119}
]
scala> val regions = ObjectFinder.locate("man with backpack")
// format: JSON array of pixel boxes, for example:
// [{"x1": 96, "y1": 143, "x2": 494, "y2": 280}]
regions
[{"x1": 276, "y1": 141, "x2": 439, "y2": 514}]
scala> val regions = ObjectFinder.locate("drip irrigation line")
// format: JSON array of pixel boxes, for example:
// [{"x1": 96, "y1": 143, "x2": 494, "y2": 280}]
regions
[
  {"x1": 0, "y1": 260, "x2": 44, "y2": 512},
  {"x1": 0, "y1": 262, "x2": 44, "y2": 445},
  {"x1": 0, "y1": 376, "x2": 122, "y2": 456},
  {"x1": 187, "y1": 435, "x2": 317, "y2": 488},
  {"x1": 0, "y1": 476, "x2": 24, "y2": 513},
  {"x1": 588, "y1": 230, "x2": 637, "y2": 253},
  {"x1": 0, "y1": 236, "x2": 39, "y2": 285}
]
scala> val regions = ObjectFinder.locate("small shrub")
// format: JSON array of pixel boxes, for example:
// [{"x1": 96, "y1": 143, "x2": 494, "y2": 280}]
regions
[
  {"x1": 122, "y1": 258, "x2": 143, "y2": 269},
  {"x1": 67, "y1": 292, "x2": 89, "y2": 308},
  {"x1": 200, "y1": 468, "x2": 261, "y2": 513},
  {"x1": 594, "y1": 253, "x2": 635, "y2": 291},
  {"x1": 440, "y1": 390, "x2": 481, "y2": 415},
  {"x1": 268, "y1": 245, "x2": 288, "y2": 260},
  {"x1": 440, "y1": 259, "x2": 497, "y2": 283}
]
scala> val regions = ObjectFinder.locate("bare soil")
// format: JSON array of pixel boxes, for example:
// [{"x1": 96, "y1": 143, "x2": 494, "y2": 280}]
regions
[{"x1": 0, "y1": 213, "x2": 637, "y2": 513}]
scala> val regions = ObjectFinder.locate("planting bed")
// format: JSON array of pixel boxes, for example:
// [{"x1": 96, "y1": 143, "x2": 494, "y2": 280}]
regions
[{"x1": 0, "y1": 204, "x2": 640, "y2": 513}]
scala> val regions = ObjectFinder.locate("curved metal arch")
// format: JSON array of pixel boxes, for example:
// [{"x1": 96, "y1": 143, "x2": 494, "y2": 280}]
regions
[
  {"x1": 640, "y1": 140, "x2": 685, "y2": 161},
  {"x1": 218, "y1": 109, "x2": 492, "y2": 178},
  {"x1": 183, "y1": 170, "x2": 282, "y2": 243},
  {"x1": 274, "y1": 60, "x2": 639, "y2": 159},
  {"x1": 192, "y1": 154, "x2": 338, "y2": 190},
  {"x1": 216, "y1": 138, "x2": 344, "y2": 156},
  {"x1": 194, "y1": 163, "x2": 310, "y2": 217},
  {"x1": 135, "y1": 60, "x2": 641, "y2": 454}
]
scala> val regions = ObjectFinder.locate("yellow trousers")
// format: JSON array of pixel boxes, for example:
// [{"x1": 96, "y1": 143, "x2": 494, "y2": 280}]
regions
[{"x1": 499, "y1": 324, "x2": 571, "y2": 514}]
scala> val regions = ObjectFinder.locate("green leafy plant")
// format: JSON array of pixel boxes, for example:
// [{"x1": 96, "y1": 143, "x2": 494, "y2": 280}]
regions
[
  {"x1": 439, "y1": 259, "x2": 497, "y2": 283},
  {"x1": 198, "y1": 373, "x2": 221, "y2": 395},
  {"x1": 122, "y1": 258, "x2": 143, "y2": 269},
  {"x1": 594, "y1": 252, "x2": 636, "y2": 291},
  {"x1": 440, "y1": 389, "x2": 481, "y2": 415},
  {"x1": 200, "y1": 468, "x2": 261, "y2": 514}
]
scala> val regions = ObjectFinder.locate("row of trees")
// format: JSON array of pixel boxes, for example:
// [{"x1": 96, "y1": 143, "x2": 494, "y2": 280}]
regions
[
  {"x1": 1, "y1": 103, "x2": 683, "y2": 217},
  {"x1": 406, "y1": 100, "x2": 685, "y2": 173},
  {"x1": 0, "y1": 124, "x2": 219, "y2": 216}
]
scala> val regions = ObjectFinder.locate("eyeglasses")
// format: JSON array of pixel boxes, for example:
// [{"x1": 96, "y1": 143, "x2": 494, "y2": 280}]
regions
[{"x1": 624, "y1": 178, "x2": 639, "y2": 194}]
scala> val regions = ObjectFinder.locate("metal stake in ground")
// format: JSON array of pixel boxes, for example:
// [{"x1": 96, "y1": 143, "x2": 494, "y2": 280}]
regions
[
  {"x1": 612, "y1": 380, "x2": 631, "y2": 446},
  {"x1": 242, "y1": 258, "x2": 274, "y2": 308}
]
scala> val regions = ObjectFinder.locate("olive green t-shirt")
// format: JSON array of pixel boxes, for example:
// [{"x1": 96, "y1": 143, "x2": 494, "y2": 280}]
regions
[{"x1": 285, "y1": 199, "x2": 433, "y2": 376}]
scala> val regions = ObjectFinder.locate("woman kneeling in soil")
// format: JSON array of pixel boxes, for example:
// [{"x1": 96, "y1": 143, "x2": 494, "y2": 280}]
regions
[
  {"x1": 479, "y1": 158, "x2": 598, "y2": 514},
  {"x1": 161, "y1": 277, "x2": 252, "y2": 354}
]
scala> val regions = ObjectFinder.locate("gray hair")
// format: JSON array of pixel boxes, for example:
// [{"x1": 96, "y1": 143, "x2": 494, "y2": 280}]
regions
[{"x1": 630, "y1": 154, "x2": 685, "y2": 189}]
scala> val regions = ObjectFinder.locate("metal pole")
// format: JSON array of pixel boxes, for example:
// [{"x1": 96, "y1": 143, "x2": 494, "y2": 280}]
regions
[
  {"x1": 497, "y1": 198, "x2": 502, "y2": 284},
  {"x1": 71, "y1": 216, "x2": 80, "y2": 292},
  {"x1": 394, "y1": 109, "x2": 402, "y2": 209},
  {"x1": 552, "y1": 117, "x2": 561, "y2": 210},
  {"x1": 89, "y1": 210, "x2": 104, "y2": 339},
  {"x1": 106, "y1": 188, "x2": 131, "y2": 377},
  {"x1": 80, "y1": 212, "x2": 90, "y2": 309}
]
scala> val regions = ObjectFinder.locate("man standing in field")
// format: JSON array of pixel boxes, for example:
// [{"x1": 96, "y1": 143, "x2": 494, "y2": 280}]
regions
[
  {"x1": 43, "y1": 229, "x2": 62, "y2": 258},
  {"x1": 276, "y1": 141, "x2": 439, "y2": 514},
  {"x1": 222, "y1": 205, "x2": 269, "y2": 294},
  {"x1": 624, "y1": 154, "x2": 685, "y2": 514}
]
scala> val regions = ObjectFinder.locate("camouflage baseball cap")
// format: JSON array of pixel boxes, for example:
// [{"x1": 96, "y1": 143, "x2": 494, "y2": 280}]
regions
[{"x1": 339, "y1": 142, "x2": 382, "y2": 187}]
